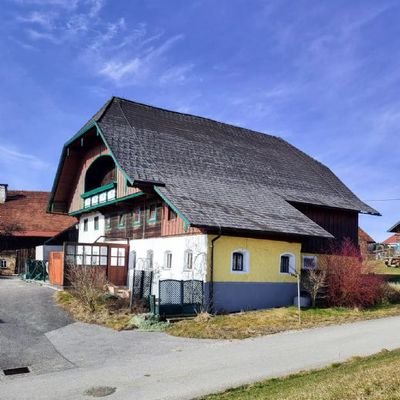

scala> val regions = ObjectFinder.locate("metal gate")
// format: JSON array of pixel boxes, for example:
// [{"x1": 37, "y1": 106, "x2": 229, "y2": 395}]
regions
[
  {"x1": 131, "y1": 269, "x2": 153, "y2": 299},
  {"x1": 158, "y1": 279, "x2": 203, "y2": 316}
]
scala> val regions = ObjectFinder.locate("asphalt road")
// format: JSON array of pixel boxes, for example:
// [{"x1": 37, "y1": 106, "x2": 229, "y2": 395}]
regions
[
  {"x1": 0, "y1": 278, "x2": 74, "y2": 376},
  {"x1": 2, "y1": 278, "x2": 400, "y2": 400}
]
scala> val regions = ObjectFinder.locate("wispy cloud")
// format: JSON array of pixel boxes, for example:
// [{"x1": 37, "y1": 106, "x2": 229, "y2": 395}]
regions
[{"x1": 0, "y1": 145, "x2": 48, "y2": 170}]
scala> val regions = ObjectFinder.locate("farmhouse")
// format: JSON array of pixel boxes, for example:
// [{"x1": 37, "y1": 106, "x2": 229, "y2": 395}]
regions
[{"x1": 48, "y1": 97, "x2": 379, "y2": 312}]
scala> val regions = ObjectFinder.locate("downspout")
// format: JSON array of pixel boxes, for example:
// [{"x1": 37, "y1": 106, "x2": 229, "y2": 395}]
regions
[{"x1": 209, "y1": 229, "x2": 222, "y2": 314}]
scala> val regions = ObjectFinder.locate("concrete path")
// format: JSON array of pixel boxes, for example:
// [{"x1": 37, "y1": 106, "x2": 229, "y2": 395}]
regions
[{"x1": 2, "y1": 279, "x2": 400, "y2": 399}]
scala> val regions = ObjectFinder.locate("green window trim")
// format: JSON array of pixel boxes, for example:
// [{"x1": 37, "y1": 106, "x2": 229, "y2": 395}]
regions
[
  {"x1": 81, "y1": 181, "x2": 116, "y2": 199},
  {"x1": 131, "y1": 208, "x2": 141, "y2": 227},
  {"x1": 118, "y1": 213, "x2": 126, "y2": 228},
  {"x1": 147, "y1": 204, "x2": 157, "y2": 224}
]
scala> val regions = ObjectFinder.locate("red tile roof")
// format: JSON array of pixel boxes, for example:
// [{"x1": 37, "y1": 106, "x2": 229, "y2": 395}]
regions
[
  {"x1": 382, "y1": 233, "x2": 400, "y2": 245},
  {"x1": 0, "y1": 190, "x2": 76, "y2": 237}
]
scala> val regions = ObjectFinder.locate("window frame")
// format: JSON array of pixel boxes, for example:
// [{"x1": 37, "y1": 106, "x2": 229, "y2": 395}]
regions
[
  {"x1": 118, "y1": 213, "x2": 126, "y2": 228},
  {"x1": 147, "y1": 204, "x2": 157, "y2": 224},
  {"x1": 164, "y1": 250, "x2": 172, "y2": 269},
  {"x1": 146, "y1": 249, "x2": 154, "y2": 270},
  {"x1": 83, "y1": 218, "x2": 88, "y2": 232},
  {"x1": 302, "y1": 255, "x2": 317, "y2": 270},
  {"x1": 230, "y1": 249, "x2": 249, "y2": 274},
  {"x1": 0, "y1": 259, "x2": 7, "y2": 269},
  {"x1": 184, "y1": 250, "x2": 193, "y2": 270},
  {"x1": 168, "y1": 207, "x2": 177, "y2": 221},
  {"x1": 131, "y1": 206, "x2": 141, "y2": 227},
  {"x1": 94, "y1": 216, "x2": 99, "y2": 231},
  {"x1": 105, "y1": 216, "x2": 111, "y2": 230},
  {"x1": 279, "y1": 253, "x2": 295, "y2": 275}
]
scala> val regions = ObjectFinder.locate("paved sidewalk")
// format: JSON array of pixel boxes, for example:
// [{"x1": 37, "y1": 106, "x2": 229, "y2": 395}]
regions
[{"x1": 2, "y1": 314, "x2": 400, "y2": 400}]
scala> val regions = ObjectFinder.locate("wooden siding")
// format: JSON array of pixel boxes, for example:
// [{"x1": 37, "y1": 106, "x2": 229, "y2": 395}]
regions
[
  {"x1": 104, "y1": 201, "x2": 202, "y2": 240},
  {"x1": 293, "y1": 204, "x2": 359, "y2": 253},
  {"x1": 161, "y1": 204, "x2": 202, "y2": 236},
  {"x1": 68, "y1": 144, "x2": 140, "y2": 213}
]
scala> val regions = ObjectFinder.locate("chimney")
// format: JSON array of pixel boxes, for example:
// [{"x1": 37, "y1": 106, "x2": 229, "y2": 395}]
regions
[{"x1": 0, "y1": 184, "x2": 8, "y2": 204}]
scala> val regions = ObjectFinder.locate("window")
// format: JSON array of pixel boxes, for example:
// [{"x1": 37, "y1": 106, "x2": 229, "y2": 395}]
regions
[
  {"x1": 0, "y1": 259, "x2": 6, "y2": 269},
  {"x1": 231, "y1": 250, "x2": 249, "y2": 273},
  {"x1": 146, "y1": 250, "x2": 154, "y2": 270},
  {"x1": 132, "y1": 207, "x2": 141, "y2": 226},
  {"x1": 105, "y1": 216, "x2": 111, "y2": 229},
  {"x1": 165, "y1": 251, "x2": 172, "y2": 269},
  {"x1": 184, "y1": 250, "x2": 193, "y2": 270},
  {"x1": 110, "y1": 247, "x2": 126, "y2": 267},
  {"x1": 148, "y1": 204, "x2": 157, "y2": 223},
  {"x1": 302, "y1": 255, "x2": 317, "y2": 270},
  {"x1": 94, "y1": 216, "x2": 99, "y2": 230},
  {"x1": 118, "y1": 213, "x2": 125, "y2": 227},
  {"x1": 168, "y1": 207, "x2": 177, "y2": 220},
  {"x1": 83, "y1": 218, "x2": 88, "y2": 232},
  {"x1": 280, "y1": 253, "x2": 295, "y2": 274}
]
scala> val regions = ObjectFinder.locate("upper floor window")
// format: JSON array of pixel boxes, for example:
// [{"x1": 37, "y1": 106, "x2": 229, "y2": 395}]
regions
[
  {"x1": 105, "y1": 216, "x2": 111, "y2": 229},
  {"x1": 83, "y1": 218, "x2": 88, "y2": 232},
  {"x1": 168, "y1": 207, "x2": 177, "y2": 220},
  {"x1": 118, "y1": 213, "x2": 125, "y2": 227},
  {"x1": 148, "y1": 204, "x2": 157, "y2": 223},
  {"x1": 165, "y1": 251, "x2": 172, "y2": 269},
  {"x1": 94, "y1": 216, "x2": 99, "y2": 230},
  {"x1": 184, "y1": 250, "x2": 193, "y2": 270},
  {"x1": 280, "y1": 253, "x2": 295, "y2": 274},
  {"x1": 0, "y1": 259, "x2": 7, "y2": 269},
  {"x1": 231, "y1": 250, "x2": 249, "y2": 273},
  {"x1": 132, "y1": 207, "x2": 141, "y2": 226}
]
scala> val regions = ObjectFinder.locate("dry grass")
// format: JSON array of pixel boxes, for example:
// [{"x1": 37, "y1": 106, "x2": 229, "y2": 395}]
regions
[
  {"x1": 56, "y1": 290, "x2": 134, "y2": 331},
  {"x1": 200, "y1": 349, "x2": 400, "y2": 400},
  {"x1": 167, "y1": 305, "x2": 400, "y2": 340},
  {"x1": 366, "y1": 259, "x2": 400, "y2": 275}
]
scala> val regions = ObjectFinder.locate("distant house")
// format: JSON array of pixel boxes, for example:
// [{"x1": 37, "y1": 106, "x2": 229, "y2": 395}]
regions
[
  {"x1": 48, "y1": 97, "x2": 379, "y2": 312},
  {"x1": 358, "y1": 228, "x2": 376, "y2": 259},
  {"x1": 0, "y1": 185, "x2": 76, "y2": 275},
  {"x1": 382, "y1": 234, "x2": 400, "y2": 246}
]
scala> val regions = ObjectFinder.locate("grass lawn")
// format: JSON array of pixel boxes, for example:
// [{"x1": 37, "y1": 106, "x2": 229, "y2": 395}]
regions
[
  {"x1": 200, "y1": 349, "x2": 400, "y2": 400},
  {"x1": 366, "y1": 259, "x2": 400, "y2": 275},
  {"x1": 167, "y1": 304, "x2": 400, "y2": 339},
  {"x1": 56, "y1": 290, "x2": 134, "y2": 330}
]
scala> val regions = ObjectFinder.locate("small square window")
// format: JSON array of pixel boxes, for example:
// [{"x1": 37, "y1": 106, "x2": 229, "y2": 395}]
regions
[
  {"x1": 231, "y1": 250, "x2": 249, "y2": 273},
  {"x1": 280, "y1": 254, "x2": 295, "y2": 274},
  {"x1": 94, "y1": 216, "x2": 99, "y2": 230},
  {"x1": 83, "y1": 218, "x2": 88, "y2": 232},
  {"x1": 302, "y1": 256, "x2": 317, "y2": 270}
]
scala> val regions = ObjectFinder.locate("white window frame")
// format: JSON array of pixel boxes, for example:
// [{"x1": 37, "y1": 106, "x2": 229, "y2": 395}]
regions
[
  {"x1": 230, "y1": 249, "x2": 249, "y2": 274},
  {"x1": 146, "y1": 250, "x2": 154, "y2": 270},
  {"x1": 302, "y1": 255, "x2": 317, "y2": 270},
  {"x1": 184, "y1": 250, "x2": 193, "y2": 270},
  {"x1": 279, "y1": 253, "x2": 296, "y2": 275},
  {"x1": 164, "y1": 251, "x2": 172, "y2": 269}
]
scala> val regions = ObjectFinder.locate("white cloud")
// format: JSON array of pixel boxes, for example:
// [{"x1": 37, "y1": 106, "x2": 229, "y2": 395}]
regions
[
  {"x1": 17, "y1": 11, "x2": 56, "y2": 29},
  {"x1": 99, "y1": 58, "x2": 141, "y2": 81},
  {"x1": 0, "y1": 145, "x2": 48, "y2": 170},
  {"x1": 25, "y1": 27, "x2": 60, "y2": 43}
]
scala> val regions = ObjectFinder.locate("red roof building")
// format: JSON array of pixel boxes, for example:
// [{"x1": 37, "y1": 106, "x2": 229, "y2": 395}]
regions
[{"x1": 0, "y1": 185, "x2": 76, "y2": 275}]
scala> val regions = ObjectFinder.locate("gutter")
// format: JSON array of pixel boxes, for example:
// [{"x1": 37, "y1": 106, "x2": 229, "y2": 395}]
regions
[{"x1": 209, "y1": 231, "x2": 222, "y2": 314}]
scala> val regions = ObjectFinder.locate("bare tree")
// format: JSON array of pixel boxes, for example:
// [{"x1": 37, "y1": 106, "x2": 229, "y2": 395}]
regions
[
  {"x1": 0, "y1": 222, "x2": 23, "y2": 251},
  {"x1": 302, "y1": 267, "x2": 326, "y2": 308}
]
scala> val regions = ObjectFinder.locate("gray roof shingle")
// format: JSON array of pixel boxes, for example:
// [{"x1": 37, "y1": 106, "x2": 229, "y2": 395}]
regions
[{"x1": 84, "y1": 96, "x2": 379, "y2": 238}]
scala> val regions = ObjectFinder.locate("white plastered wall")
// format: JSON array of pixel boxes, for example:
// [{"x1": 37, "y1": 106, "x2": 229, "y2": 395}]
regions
[
  {"x1": 78, "y1": 212, "x2": 105, "y2": 243},
  {"x1": 128, "y1": 234, "x2": 208, "y2": 297}
]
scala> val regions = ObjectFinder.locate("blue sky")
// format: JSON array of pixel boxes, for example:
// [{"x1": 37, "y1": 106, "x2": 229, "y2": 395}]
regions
[{"x1": 1, "y1": 0, "x2": 399, "y2": 241}]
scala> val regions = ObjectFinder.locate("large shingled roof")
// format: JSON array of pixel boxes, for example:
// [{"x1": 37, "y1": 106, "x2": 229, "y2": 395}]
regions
[{"x1": 66, "y1": 96, "x2": 379, "y2": 238}]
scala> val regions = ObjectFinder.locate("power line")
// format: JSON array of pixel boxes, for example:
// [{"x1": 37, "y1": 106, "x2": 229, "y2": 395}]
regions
[{"x1": 364, "y1": 198, "x2": 400, "y2": 202}]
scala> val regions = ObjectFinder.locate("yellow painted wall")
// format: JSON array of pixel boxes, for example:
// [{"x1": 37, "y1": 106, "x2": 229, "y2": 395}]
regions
[{"x1": 208, "y1": 235, "x2": 301, "y2": 283}]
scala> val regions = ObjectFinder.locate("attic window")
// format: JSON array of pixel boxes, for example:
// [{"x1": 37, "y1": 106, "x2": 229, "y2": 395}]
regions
[
  {"x1": 85, "y1": 155, "x2": 116, "y2": 192},
  {"x1": 148, "y1": 204, "x2": 157, "y2": 223},
  {"x1": 168, "y1": 208, "x2": 177, "y2": 220}
]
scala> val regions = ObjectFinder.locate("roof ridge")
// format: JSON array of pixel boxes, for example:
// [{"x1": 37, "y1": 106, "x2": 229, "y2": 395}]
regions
[{"x1": 113, "y1": 95, "x2": 282, "y2": 142}]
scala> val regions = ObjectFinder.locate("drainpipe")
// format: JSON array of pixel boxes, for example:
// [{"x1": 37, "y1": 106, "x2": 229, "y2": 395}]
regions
[{"x1": 209, "y1": 230, "x2": 222, "y2": 314}]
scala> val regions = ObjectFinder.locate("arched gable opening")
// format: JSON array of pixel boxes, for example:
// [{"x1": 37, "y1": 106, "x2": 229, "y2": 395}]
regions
[{"x1": 85, "y1": 155, "x2": 116, "y2": 192}]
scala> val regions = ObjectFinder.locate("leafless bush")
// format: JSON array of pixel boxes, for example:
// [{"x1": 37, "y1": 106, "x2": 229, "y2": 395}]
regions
[
  {"x1": 381, "y1": 282, "x2": 400, "y2": 304},
  {"x1": 302, "y1": 267, "x2": 327, "y2": 308},
  {"x1": 66, "y1": 264, "x2": 107, "y2": 312}
]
